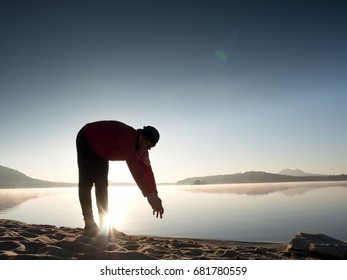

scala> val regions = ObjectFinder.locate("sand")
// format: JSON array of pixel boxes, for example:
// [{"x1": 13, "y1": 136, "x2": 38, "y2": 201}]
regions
[{"x1": 0, "y1": 219, "x2": 310, "y2": 260}]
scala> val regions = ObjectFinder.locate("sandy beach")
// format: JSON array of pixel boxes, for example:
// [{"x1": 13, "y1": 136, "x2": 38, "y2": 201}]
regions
[{"x1": 2, "y1": 218, "x2": 341, "y2": 260}]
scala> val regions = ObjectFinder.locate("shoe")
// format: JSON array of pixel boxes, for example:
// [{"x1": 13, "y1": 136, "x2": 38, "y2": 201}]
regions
[{"x1": 83, "y1": 222, "x2": 100, "y2": 237}]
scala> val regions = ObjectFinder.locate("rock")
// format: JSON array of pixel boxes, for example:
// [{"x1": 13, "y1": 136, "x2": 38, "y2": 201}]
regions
[{"x1": 286, "y1": 232, "x2": 347, "y2": 259}]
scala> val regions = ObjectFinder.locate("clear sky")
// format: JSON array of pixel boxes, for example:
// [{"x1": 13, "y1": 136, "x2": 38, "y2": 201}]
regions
[{"x1": 1, "y1": 0, "x2": 346, "y2": 183}]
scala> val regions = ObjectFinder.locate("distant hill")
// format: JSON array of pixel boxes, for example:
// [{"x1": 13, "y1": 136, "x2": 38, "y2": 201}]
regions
[
  {"x1": 278, "y1": 169, "x2": 325, "y2": 177},
  {"x1": 0, "y1": 165, "x2": 73, "y2": 188},
  {"x1": 176, "y1": 171, "x2": 347, "y2": 185}
]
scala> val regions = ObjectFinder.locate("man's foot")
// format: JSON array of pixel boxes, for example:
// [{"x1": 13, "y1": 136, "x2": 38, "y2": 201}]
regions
[
  {"x1": 99, "y1": 226, "x2": 126, "y2": 238},
  {"x1": 107, "y1": 227, "x2": 126, "y2": 237},
  {"x1": 83, "y1": 222, "x2": 100, "y2": 237}
]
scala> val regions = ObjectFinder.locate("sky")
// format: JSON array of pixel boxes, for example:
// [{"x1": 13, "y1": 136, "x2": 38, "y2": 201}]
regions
[{"x1": 1, "y1": 0, "x2": 347, "y2": 184}]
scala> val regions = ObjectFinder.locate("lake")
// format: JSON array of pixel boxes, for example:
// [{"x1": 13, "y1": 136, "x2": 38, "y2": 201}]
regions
[{"x1": 1, "y1": 181, "x2": 347, "y2": 243}]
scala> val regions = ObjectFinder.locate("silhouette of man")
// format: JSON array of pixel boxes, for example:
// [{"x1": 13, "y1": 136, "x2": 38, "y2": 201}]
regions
[{"x1": 76, "y1": 120, "x2": 164, "y2": 236}]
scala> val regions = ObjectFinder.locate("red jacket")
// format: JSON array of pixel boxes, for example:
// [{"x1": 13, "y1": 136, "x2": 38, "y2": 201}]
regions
[{"x1": 82, "y1": 121, "x2": 157, "y2": 197}]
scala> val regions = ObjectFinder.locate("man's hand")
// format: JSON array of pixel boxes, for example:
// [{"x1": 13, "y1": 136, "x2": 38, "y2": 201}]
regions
[{"x1": 147, "y1": 193, "x2": 164, "y2": 219}]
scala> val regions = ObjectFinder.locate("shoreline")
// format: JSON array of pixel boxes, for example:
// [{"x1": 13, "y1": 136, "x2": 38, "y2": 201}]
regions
[{"x1": 2, "y1": 219, "x2": 344, "y2": 260}]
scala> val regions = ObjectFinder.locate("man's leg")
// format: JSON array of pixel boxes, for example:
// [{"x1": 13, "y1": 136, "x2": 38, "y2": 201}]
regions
[
  {"x1": 78, "y1": 180, "x2": 95, "y2": 225},
  {"x1": 95, "y1": 160, "x2": 109, "y2": 228},
  {"x1": 78, "y1": 163, "x2": 100, "y2": 236},
  {"x1": 76, "y1": 129, "x2": 99, "y2": 236}
]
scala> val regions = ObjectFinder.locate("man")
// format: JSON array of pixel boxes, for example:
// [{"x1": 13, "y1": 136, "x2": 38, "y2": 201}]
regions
[{"x1": 76, "y1": 120, "x2": 164, "y2": 236}]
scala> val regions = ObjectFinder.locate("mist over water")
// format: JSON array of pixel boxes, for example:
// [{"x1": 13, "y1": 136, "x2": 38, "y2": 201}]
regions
[
  {"x1": 1, "y1": 182, "x2": 347, "y2": 242},
  {"x1": 0, "y1": 189, "x2": 50, "y2": 213}
]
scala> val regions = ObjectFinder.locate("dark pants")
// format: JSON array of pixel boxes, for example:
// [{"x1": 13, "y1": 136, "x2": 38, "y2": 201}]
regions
[{"x1": 76, "y1": 129, "x2": 109, "y2": 225}]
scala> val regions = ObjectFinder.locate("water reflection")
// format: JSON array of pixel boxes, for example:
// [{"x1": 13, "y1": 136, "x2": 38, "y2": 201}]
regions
[
  {"x1": 1, "y1": 183, "x2": 347, "y2": 242},
  {"x1": 179, "y1": 181, "x2": 347, "y2": 196},
  {"x1": 0, "y1": 189, "x2": 50, "y2": 213}
]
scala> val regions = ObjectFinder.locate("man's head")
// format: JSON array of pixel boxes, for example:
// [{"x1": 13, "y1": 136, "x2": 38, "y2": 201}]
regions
[
  {"x1": 137, "y1": 126, "x2": 160, "y2": 154},
  {"x1": 141, "y1": 126, "x2": 160, "y2": 148}
]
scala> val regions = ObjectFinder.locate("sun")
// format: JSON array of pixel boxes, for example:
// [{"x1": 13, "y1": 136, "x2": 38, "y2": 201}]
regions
[
  {"x1": 98, "y1": 201, "x2": 126, "y2": 231},
  {"x1": 96, "y1": 186, "x2": 136, "y2": 236},
  {"x1": 99, "y1": 213, "x2": 125, "y2": 237},
  {"x1": 102, "y1": 213, "x2": 117, "y2": 228}
]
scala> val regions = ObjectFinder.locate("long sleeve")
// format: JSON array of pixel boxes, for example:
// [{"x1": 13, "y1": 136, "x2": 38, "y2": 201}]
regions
[{"x1": 126, "y1": 152, "x2": 157, "y2": 197}]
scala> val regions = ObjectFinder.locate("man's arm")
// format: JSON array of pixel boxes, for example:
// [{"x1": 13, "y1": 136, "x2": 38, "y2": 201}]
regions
[
  {"x1": 126, "y1": 154, "x2": 164, "y2": 218},
  {"x1": 126, "y1": 153, "x2": 157, "y2": 197}
]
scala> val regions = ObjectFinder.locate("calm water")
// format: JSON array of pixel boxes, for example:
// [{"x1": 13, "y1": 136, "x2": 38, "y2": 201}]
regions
[{"x1": 1, "y1": 181, "x2": 347, "y2": 243}]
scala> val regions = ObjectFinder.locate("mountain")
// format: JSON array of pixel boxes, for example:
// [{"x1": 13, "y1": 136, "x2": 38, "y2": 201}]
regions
[
  {"x1": 0, "y1": 165, "x2": 72, "y2": 188},
  {"x1": 176, "y1": 171, "x2": 347, "y2": 185},
  {"x1": 278, "y1": 169, "x2": 325, "y2": 177}
]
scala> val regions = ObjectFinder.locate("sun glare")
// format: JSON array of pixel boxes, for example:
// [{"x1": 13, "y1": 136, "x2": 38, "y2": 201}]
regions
[
  {"x1": 102, "y1": 213, "x2": 117, "y2": 228},
  {"x1": 99, "y1": 204, "x2": 126, "y2": 231},
  {"x1": 96, "y1": 186, "x2": 136, "y2": 231},
  {"x1": 99, "y1": 212, "x2": 127, "y2": 238}
]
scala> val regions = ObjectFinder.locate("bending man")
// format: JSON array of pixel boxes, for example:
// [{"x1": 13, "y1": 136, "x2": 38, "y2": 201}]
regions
[{"x1": 76, "y1": 120, "x2": 164, "y2": 236}]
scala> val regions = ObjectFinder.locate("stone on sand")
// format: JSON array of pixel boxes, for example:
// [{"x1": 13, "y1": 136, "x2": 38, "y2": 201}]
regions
[{"x1": 286, "y1": 232, "x2": 347, "y2": 259}]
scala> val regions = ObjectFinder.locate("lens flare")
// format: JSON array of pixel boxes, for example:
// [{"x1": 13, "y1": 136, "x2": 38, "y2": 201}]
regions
[{"x1": 214, "y1": 50, "x2": 228, "y2": 63}]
